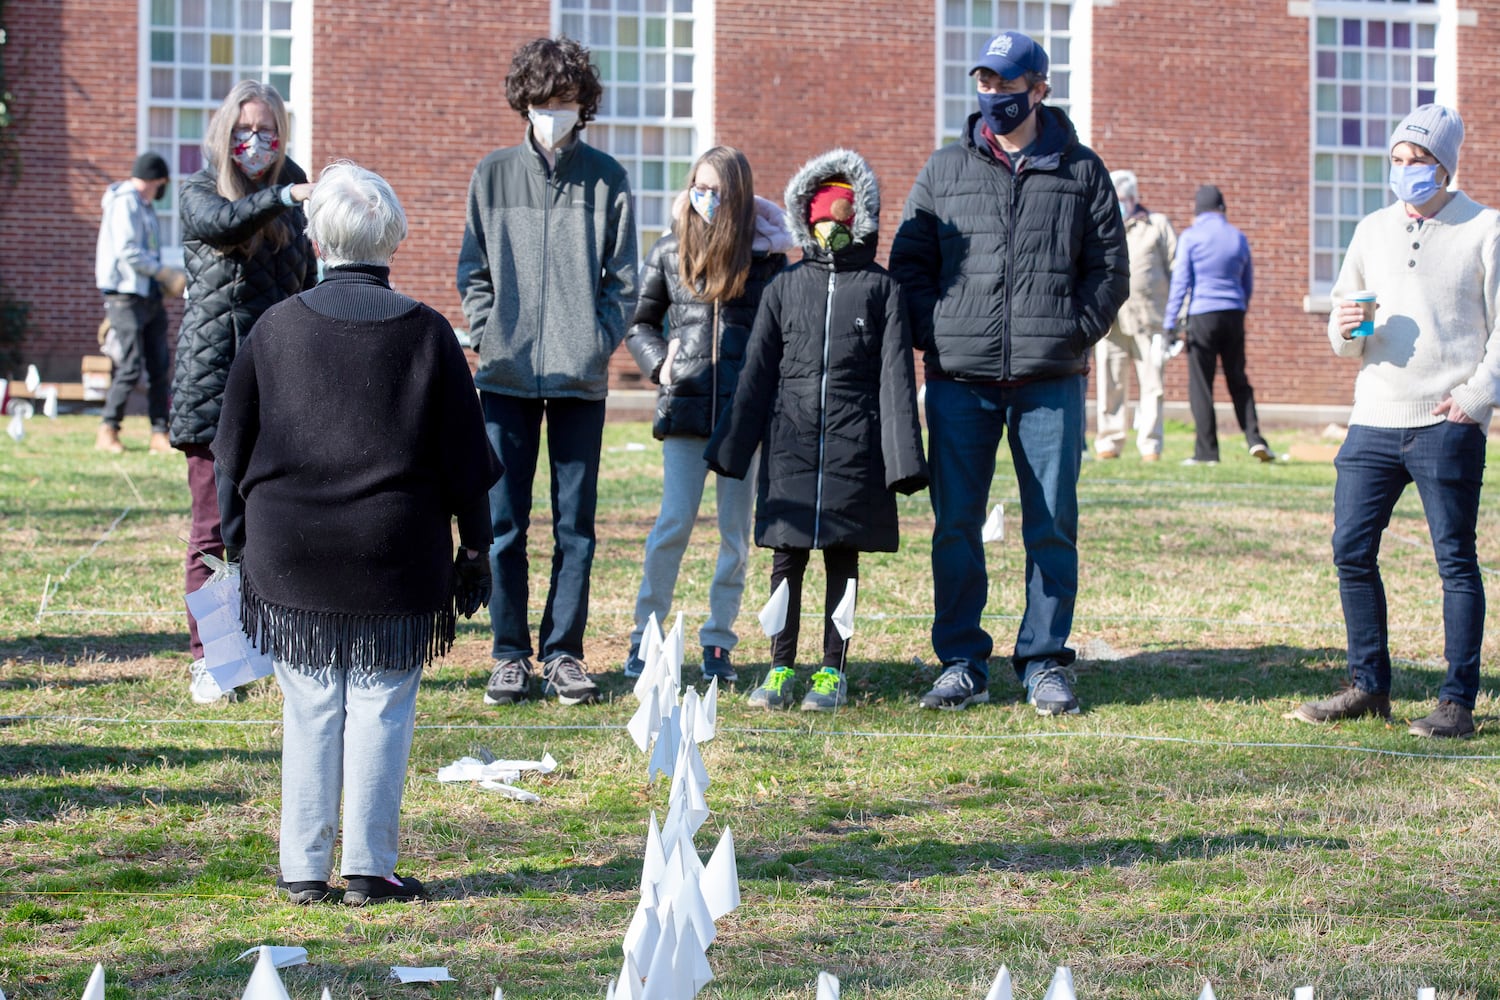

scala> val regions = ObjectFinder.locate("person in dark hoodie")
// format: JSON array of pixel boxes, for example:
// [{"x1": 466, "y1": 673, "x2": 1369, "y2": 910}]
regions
[
  {"x1": 890, "y1": 30, "x2": 1128, "y2": 716},
  {"x1": 707, "y1": 149, "x2": 928, "y2": 712}
]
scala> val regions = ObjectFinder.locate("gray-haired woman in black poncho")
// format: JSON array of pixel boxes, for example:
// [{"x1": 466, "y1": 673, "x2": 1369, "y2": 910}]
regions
[{"x1": 214, "y1": 162, "x2": 502, "y2": 906}]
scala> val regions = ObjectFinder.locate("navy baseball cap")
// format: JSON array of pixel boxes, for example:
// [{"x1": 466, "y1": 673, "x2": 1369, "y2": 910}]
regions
[{"x1": 970, "y1": 30, "x2": 1049, "y2": 80}]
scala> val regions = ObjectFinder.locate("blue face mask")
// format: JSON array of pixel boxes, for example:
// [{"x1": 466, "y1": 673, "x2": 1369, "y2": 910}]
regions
[
  {"x1": 689, "y1": 186, "x2": 719, "y2": 224},
  {"x1": 1390, "y1": 163, "x2": 1442, "y2": 206},
  {"x1": 978, "y1": 89, "x2": 1033, "y2": 136}
]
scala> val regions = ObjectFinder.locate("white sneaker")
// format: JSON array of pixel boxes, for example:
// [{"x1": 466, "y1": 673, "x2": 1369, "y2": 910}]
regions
[{"x1": 190, "y1": 658, "x2": 228, "y2": 704}]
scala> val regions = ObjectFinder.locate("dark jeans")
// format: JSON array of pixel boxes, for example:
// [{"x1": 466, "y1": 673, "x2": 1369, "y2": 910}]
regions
[
  {"x1": 481, "y1": 393, "x2": 606, "y2": 663},
  {"x1": 1184, "y1": 309, "x2": 1267, "y2": 461},
  {"x1": 183, "y1": 443, "x2": 224, "y2": 659},
  {"x1": 101, "y1": 293, "x2": 170, "y2": 432},
  {"x1": 926, "y1": 375, "x2": 1084, "y2": 684},
  {"x1": 1332, "y1": 422, "x2": 1486, "y2": 708},
  {"x1": 768, "y1": 546, "x2": 859, "y2": 669}
]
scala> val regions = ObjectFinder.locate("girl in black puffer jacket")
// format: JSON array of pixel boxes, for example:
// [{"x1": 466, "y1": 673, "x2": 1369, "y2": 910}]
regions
[
  {"x1": 622, "y1": 146, "x2": 792, "y2": 685},
  {"x1": 706, "y1": 149, "x2": 928, "y2": 712}
]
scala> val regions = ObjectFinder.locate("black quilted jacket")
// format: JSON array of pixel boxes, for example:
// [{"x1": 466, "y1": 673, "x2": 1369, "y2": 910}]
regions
[{"x1": 169, "y1": 160, "x2": 316, "y2": 447}]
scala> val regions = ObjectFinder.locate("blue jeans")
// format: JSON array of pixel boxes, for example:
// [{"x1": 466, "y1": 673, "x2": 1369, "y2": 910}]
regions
[
  {"x1": 1332, "y1": 421, "x2": 1486, "y2": 708},
  {"x1": 927, "y1": 375, "x2": 1084, "y2": 683},
  {"x1": 481, "y1": 393, "x2": 606, "y2": 663}
]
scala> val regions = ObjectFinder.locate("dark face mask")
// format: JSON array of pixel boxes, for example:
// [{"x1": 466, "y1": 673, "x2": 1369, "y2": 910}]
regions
[{"x1": 978, "y1": 88, "x2": 1033, "y2": 136}]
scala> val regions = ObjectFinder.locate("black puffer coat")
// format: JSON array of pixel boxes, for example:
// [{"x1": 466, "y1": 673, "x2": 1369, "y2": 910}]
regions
[
  {"x1": 706, "y1": 149, "x2": 928, "y2": 553},
  {"x1": 889, "y1": 106, "x2": 1129, "y2": 382},
  {"x1": 625, "y1": 229, "x2": 786, "y2": 440},
  {"x1": 169, "y1": 160, "x2": 316, "y2": 446}
]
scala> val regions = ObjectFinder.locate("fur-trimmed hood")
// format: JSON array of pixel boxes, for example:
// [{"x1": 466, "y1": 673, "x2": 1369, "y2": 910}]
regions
[{"x1": 783, "y1": 148, "x2": 881, "y2": 250}]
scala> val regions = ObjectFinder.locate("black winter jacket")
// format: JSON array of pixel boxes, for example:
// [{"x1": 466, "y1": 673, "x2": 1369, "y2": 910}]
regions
[
  {"x1": 624, "y1": 233, "x2": 786, "y2": 440},
  {"x1": 169, "y1": 160, "x2": 316, "y2": 446},
  {"x1": 706, "y1": 149, "x2": 928, "y2": 553},
  {"x1": 889, "y1": 107, "x2": 1129, "y2": 382}
]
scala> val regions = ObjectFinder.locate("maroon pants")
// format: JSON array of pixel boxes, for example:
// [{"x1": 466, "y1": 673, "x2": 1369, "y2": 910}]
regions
[{"x1": 183, "y1": 443, "x2": 224, "y2": 659}]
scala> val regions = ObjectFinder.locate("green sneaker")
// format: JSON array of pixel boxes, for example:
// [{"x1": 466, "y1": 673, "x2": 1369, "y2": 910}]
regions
[
  {"x1": 800, "y1": 667, "x2": 847, "y2": 712},
  {"x1": 748, "y1": 666, "x2": 796, "y2": 709}
]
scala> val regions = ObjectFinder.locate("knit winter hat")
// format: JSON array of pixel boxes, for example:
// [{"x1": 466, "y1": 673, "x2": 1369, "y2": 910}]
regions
[
  {"x1": 132, "y1": 152, "x2": 170, "y2": 182},
  {"x1": 808, "y1": 181, "x2": 857, "y2": 228},
  {"x1": 1390, "y1": 103, "x2": 1464, "y2": 180},
  {"x1": 1194, "y1": 184, "x2": 1225, "y2": 214}
]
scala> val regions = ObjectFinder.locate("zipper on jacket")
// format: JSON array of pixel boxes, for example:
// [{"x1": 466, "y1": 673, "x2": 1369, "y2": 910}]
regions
[
  {"x1": 710, "y1": 299, "x2": 720, "y2": 433},
  {"x1": 1002, "y1": 168, "x2": 1023, "y2": 381},
  {"x1": 534, "y1": 160, "x2": 553, "y2": 395},
  {"x1": 813, "y1": 270, "x2": 835, "y2": 548}
]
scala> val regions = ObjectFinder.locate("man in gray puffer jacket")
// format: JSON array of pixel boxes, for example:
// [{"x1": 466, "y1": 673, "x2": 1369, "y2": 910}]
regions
[
  {"x1": 457, "y1": 36, "x2": 637, "y2": 709},
  {"x1": 890, "y1": 30, "x2": 1128, "y2": 716}
]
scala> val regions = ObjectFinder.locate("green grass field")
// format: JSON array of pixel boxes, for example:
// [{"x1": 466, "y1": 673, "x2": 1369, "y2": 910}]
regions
[{"x1": 2, "y1": 414, "x2": 1498, "y2": 999}]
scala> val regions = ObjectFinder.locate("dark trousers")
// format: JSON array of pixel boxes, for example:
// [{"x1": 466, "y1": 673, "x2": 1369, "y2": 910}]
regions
[
  {"x1": 481, "y1": 393, "x2": 606, "y2": 663},
  {"x1": 768, "y1": 547, "x2": 859, "y2": 669},
  {"x1": 101, "y1": 293, "x2": 170, "y2": 432},
  {"x1": 183, "y1": 443, "x2": 224, "y2": 659},
  {"x1": 1184, "y1": 309, "x2": 1267, "y2": 462}
]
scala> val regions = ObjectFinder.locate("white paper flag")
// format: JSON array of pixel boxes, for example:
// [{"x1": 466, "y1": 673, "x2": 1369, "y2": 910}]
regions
[
  {"x1": 623, "y1": 882, "x2": 662, "y2": 974},
  {"x1": 676, "y1": 864, "x2": 718, "y2": 948},
  {"x1": 640, "y1": 904, "x2": 680, "y2": 1000},
  {"x1": 41, "y1": 388, "x2": 58, "y2": 419},
  {"x1": 665, "y1": 612, "x2": 685, "y2": 690},
  {"x1": 80, "y1": 965, "x2": 105, "y2": 1000},
  {"x1": 234, "y1": 946, "x2": 307, "y2": 968},
  {"x1": 1042, "y1": 966, "x2": 1076, "y2": 1000},
  {"x1": 628, "y1": 685, "x2": 661, "y2": 753},
  {"x1": 676, "y1": 912, "x2": 715, "y2": 995},
  {"x1": 634, "y1": 613, "x2": 665, "y2": 700},
  {"x1": 642, "y1": 812, "x2": 668, "y2": 888},
  {"x1": 830, "y1": 578, "x2": 857, "y2": 641},
  {"x1": 701, "y1": 827, "x2": 740, "y2": 920},
  {"x1": 982, "y1": 504, "x2": 1005, "y2": 543},
  {"x1": 241, "y1": 947, "x2": 293, "y2": 1000},
  {"x1": 1293, "y1": 989, "x2": 1314, "y2": 1000},
  {"x1": 816, "y1": 971, "x2": 841, "y2": 1000},
  {"x1": 758, "y1": 578, "x2": 789, "y2": 636},
  {"x1": 24, "y1": 364, "x2": 40, "y2": 393},
  {"x1": 390, "y1": 967, "x2": 455, "y2": 983},
  {"x1": 1198, "y1": 982, "x2": 1217, "y2": 1000},
  {"x1": 7, "y1": 409, "x2": 24, "y2": 443},
  {"x1": 985, "y1": 966, "x2": 1013, "y2": 1000},
  {"x1": 696, "y1": 677, "x2": 718, "y2": 742},
  {"x1": 648, "y1": 709, "x2": 678, "y2": 783},
  {"x1": 615, "y1": 953, "x2": 645, "y2": 1000}
]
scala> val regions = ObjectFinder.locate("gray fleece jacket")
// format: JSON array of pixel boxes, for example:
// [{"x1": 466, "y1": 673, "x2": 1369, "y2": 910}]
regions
[
  {"x1": 457, "y1": 128, "x2": 638, "y2": 400},
  {"x1": 96, "y1": 181, "x2": 164, "y2": 297}
]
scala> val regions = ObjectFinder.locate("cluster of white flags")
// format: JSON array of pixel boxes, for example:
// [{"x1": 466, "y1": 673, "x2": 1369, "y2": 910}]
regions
[
  {"x1": 612, "y1": 612, "x2": 740, "y2": 1000},
  {"x1": 4, "y1": 366, "x2": 58, "y2": 442},
  {"x1": 185, "y1": 558, "x2": 273, "y2": 694}
]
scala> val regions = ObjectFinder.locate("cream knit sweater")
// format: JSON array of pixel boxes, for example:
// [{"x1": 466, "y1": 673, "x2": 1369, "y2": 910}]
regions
[{"x1": 1329, "y1": 191, "x2": 1500, "y2": 429}]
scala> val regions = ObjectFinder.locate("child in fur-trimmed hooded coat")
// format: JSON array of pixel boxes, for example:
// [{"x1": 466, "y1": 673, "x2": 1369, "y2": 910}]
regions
[{"x1": 706, "y1": 148, "x2": 928, "y2": 712}]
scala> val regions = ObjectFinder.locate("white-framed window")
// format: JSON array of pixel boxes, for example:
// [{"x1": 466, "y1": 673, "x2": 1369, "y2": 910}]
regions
[
  {"x1": 138, "y1": 0, "x2": 312, "y2": 261},
  {"x1": 559, "y1": 0, "x2": 713, "y2": 255},
  {"x1": 937, "y1": 0, "x2": 1081, "y2": 148},
  {"x1": 1308, "y1": 0, "x2": 1443, "y2": 301}
]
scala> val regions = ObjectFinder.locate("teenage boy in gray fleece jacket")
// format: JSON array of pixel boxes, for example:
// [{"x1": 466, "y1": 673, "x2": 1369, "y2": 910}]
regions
[{"x1": 457, "y1": 36, "x2": 638, "y2": 708}]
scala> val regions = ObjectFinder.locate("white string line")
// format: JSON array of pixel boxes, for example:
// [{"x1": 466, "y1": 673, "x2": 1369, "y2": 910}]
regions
[
  {"x1": 3, "y1": 714, "x2": 1497, "y2": 761},
  {"x1": 33, "y1": 506, "x2": 133, "y2": 623}
]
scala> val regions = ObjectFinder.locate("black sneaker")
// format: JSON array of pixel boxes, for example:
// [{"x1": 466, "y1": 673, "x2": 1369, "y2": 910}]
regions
[
  {"x1": 1408, "y1": 700, "x2": 1476, "y2": 739},
  {"x1": 343, "y1": 874, "x2": 428, "y2": 906},
  {"x1": 542, "y1": 654, "x2": 600, "y2": 705},
  {"x1": 919, "y1": 665, "x2": 989, "y2": 710},
  {"x1": 483, "y1": 657, "x2": 534, "y2": 705},
  {"x1": 702, "y1": 645, "x2": 738, "y2": 683},
  {"x1": 1285, "y1": 685, "x2": 1391, "y2": 724},
  {"x1": 1025, "y1": 663, "x2": 1081, "y2": 716},
  {"x1": 623, "y1": 644, "x2": 645, "y2": 679},
  {"x1": 276, "y1": 877, "x2": 332, "y2": 905}
]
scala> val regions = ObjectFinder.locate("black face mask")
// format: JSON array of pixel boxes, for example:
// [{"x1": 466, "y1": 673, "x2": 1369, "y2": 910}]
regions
[
  {"x1": 978, "y1": 89, "x2": 1033, "y2": 136},
  {"x1": 154, "y1": 181, "x2": 170, "y2": 203}
]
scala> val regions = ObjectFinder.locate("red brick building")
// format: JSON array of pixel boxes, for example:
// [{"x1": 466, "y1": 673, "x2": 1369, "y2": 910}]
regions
[{"x1": 4, "y1": 0, "x2": 1497, "y2": 413}]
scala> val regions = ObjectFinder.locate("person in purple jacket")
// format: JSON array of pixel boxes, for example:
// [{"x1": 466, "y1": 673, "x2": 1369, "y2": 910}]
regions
[{"x1": 1163, "y1": 185, "x2": 1274, "y2": 465}]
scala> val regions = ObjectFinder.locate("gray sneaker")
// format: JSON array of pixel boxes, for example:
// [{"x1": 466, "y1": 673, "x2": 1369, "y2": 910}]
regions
[
  {"x1": 1408, "y1": 700, "x2": 1475, "y2": 739},
  {"x1": 800, "y1": 667, "x2": 847, "y2": 712},
  {"x1": 918, "y1": 665, "x2": 989, "y2": 711},
  {"x1": 1025, "y1": 664, "x2": 1080, "y2": 715},
  {"x1": 1285, "y1": 685, "x2": 1391, "y2": 724},
  {"x1": 747, "y1": 666, "x2": 797, "y2": 709},
  {"x1": 542, "y1": 655, "x2": 600, "y2": 705},
  {"x1": 483, "y1": 657, "x2": 533, "y2": 705}
]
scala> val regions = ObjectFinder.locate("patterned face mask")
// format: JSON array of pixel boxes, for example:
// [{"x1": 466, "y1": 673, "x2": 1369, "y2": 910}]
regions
[
  {"x1": 231, "y1": 130, "x2": 280, "y2": 179},
  {"x1": 813, "y1": 220, "x2": 853, "y2": 252},
  {"x1": 689, "y1": 186, "x2": 720, "y2": 223}
]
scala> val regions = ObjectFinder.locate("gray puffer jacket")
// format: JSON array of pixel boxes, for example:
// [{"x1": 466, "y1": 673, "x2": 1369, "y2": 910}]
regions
[
  {"x1": 457, "y1": 129, "x2": 638, "y2": 401},
  {"x1": 889, "y1": 106, "x2": 1129, "y2": 382}
]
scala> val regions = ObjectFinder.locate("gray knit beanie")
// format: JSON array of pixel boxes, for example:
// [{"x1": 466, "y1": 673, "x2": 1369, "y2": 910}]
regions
[{"x1": 1390, "y1": 104, "x2": 1464, "y2": 180}]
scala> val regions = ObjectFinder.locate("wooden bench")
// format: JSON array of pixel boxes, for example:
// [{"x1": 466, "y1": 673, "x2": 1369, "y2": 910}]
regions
[{"x1": 7, "y1": 356, "x2": 112, "y2": 403}]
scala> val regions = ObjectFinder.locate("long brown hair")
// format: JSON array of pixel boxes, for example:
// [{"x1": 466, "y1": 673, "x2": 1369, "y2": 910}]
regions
[
  {"x1": 677, "y1": 146, "x2": 755, "y2": 303},
  {"x1": 202, "y1": 79, "x2": 293, "y2": 256}
]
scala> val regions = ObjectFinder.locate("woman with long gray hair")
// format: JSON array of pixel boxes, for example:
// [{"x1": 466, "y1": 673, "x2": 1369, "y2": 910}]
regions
[
  {"x1": 214, "y1": 162, "x2": 501, "y2": 905},
  {"x1": 169, "y1": 79, "x2": 316, "y2": 704}
]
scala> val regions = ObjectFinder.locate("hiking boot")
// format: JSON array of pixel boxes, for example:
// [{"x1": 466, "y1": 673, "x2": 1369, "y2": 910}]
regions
[
  {"x1": 542, "y1": 655, "x2": 600, "y2": 705},
  {"x1": 95, "y1": 424, "x2": 124, "y2": 454},
  {"x1": 148, "y1": 431, "x2": 173, "y2": 455},
  {"x1": 1250, "y1": 443, "x2": 1275, "y2": 463},
  {"x1": 623, "y1": 644, "x2": 645, "y2": 680},
  {"x1": 344, "y1": 874, "x2": 428, "y2": 906},
  {"x1": 1026, "y1": 664, "x2": 1080, "y2": 716},
  {"x1": 1285, "y1": 685, "x2": 1391, "y2": 724},
  {"x1": 748, "y1": 666, "x2": 796, "y2": 709},
  {"x1": 189, "y1": 658, "x2": 246, "y2": 704},
  {"x1": 702, "y1": 645, "x2": 738, "y2": 684},
  {"x1": 800, "y1": 666, "x2": 847, "y2": 712},
  {"x1": 483, "y1": 657, "x2": 533, "y2": 705},
  {"x1": 919, "y1": 664, "x2": 989, "y2": 711},
  {"x1": 1408, "y1": 700, "x2": 1476, "y2": 739},
  {"x1": 276, "y1": 877, "x2": 332, "y2": 905}
]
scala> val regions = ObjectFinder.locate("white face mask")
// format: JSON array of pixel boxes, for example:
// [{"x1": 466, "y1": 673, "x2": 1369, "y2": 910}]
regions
[{"x1": 528, "y1": 108, "x2": 579, "y2": 150}]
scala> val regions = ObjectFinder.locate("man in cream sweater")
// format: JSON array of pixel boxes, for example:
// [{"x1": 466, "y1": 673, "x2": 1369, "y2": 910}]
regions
[{"x1": 1289, "y1": 104, "x2": 1498, "y2": 739}]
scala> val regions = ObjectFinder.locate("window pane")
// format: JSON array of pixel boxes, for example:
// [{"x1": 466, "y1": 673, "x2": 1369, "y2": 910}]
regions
[
  {"x1": 183, "y1": 32, "x2": 206, "y2": 63},
  {"x1": 269, "y1": 1, "x2": 291, "y2": 29},
  {"x1": 211, "y1": 0, "x2": 233, "y2": 29},
  {"x1": 211, "y1": 33, "x2": 234, "y2": 64},
  {"x1": 270, "y1": 36, "x2": 291, "y2": 66},
  {"x1": 241, "y1": 35, "x2": 262, "y2": 67},
  {"x1": 152, "y1": 0, "x2": 176, "y2": 27},
  {"x1": 151, "y1": 31, "x2": 175, "y2": 62},
  {"x1": 179, "y1": 108, "x2": 205, "y2": 139},
  {"x1": 211, "y1": 70, "x2": 233, "y2": 99},
  {"x1": 241, "y1": 0, "x2": 263, "y2": 29},
  {"x1": 673, "y1": 19, "x2": 692, "y2": 47},
  {"x1": 182, "y1": 0, "x2": 205, "y2": 27},
  {"x1": 149, "y1": 107, "x2": 174, "y2": 138}
]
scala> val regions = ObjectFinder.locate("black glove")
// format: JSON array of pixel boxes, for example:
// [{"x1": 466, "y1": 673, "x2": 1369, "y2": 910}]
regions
[{"x1": 452, "y1": 549, "x2": 491, "y2": 619}]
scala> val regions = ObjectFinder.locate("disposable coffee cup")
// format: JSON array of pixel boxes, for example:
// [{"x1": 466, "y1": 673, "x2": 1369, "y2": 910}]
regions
[{"x1": 1348, "y1": 290, "x2": 1377, "y2": 337}]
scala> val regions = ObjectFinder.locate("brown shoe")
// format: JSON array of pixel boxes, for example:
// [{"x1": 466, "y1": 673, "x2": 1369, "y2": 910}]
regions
[
  {"x1": 1285, "y1": 686, "x2": 1391, "y2": 724},
  {"x1": 1408, "y1": 701, "x2": 1475, "y2": 739},
  {"x1": 148, "y1": 431, "x2": 172, "y2": 455},
  {"x1": 1141, "y1": 452, "x2": 1161, "y2": 462},
  {"x1": 95, "y1": 424, "x2": 125, "y2": 454}
]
